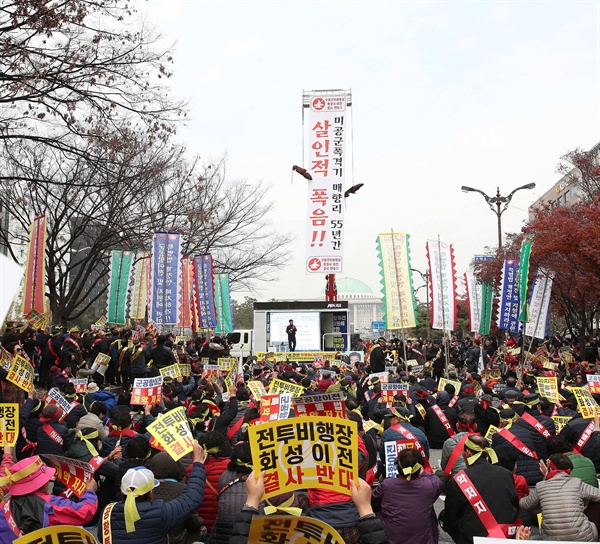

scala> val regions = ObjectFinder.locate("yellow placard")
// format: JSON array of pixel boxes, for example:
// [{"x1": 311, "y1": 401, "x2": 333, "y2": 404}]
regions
[
  {"x1": 248, "y1": 416, "x2": 358, "y2": 499},
  {"x1": 94, "y1": 352, "x2": 111, "y2": 367},
  {"x1": 218, "y1": 357, "x2": 236, "y2": 371},
  {"x1": 269, "y1": 378, "x2": 305, "y2": 398},
  {"x1": 256, "y1": 352, "x2": 333, "y2": 362},
  {"x1": 572, "y1": 387, "x2": 600, "y2": 418},
  {"x1": 15, "y1": 525, "x2": 96, "y2": 544},
  {"x1": 541, "y1": 358, "x2": 558, "y2": 371},
  {"x1": 25, "y1": 309, "x2": 47, "y2": 329},
  {"x1": 0, "y1": 347, "x2": 12, "y2": 370},
  {"x1": 147, "y1": 406, "x2": 194, "y2": 461},
  {"x1": 6, "y1": 355, "x2": 34, "y2": 392},
  {"x1": 178, "y1": 363, "x2": 191, "y2": 377},
  {"x1": 551, "y1": 415, "x2": 572, "y2": 434},
  {"x1": 175, "y1": 335, "x2": 188, "y2": 344},
  {"x1": 485, "y1": 425, "x2": 499, "y2": 441},
  {"x1": 159, "y1": 364, "x2": 182, "y2": 379},
  {"x1": 0, "y1": 404, "x2": 18, "y2": 447},
  {"x1": 438, "y1": 377, "x2": 462, "y2": 395},
  {"x1": 537, "y1": 376, "x2": 559, "y2": 403},
  {"x1": 248, "y1": 516, "x2": 344, "y2": 544},
  {"x1": 95, "y1": 316, "x2": 108, "y2": 326},
  {"x1": 224, "y1": 367, "x2": 237, "y2": 393},
  {"x1": 248, "y1": 380, "x2": 268, "y2": 400}
]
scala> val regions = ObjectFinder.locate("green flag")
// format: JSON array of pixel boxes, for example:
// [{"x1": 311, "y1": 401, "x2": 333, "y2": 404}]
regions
[
  {"x1": 518, "y1": 237, "x2": 533, "y2": 323},
  {"x1": 214, "y1": 273, "x2": 233, "y2": 334},
  {"x1": 478, "y1": 282, "x2": 493, "y2": 335},
  {"x1": 107, "y1": 250, "x2": 134, "y2": 325}
]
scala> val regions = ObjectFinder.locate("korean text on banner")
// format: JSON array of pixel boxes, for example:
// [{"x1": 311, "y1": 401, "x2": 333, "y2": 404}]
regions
[
  {"x1": 247, "y1": 380, "x2": 268, "y2": 400},
  {"x1": 525, "y1": 270, "x2": 553, "y2": 340},
  {"x1": 380, "y1": 383, "x2": 410, "y2": 403},
  {"x1": 572, "y1": 387, "x2": 600, "y2": 418},
  {"x1": 217, "y1": 357, "x2": 235, "y2": 371},
  {"x1": 426, "y1": 239, "x2": 458, "y2": 331},
  {"x1": 22, "y1": 215, "x2": 47, "y2": 316},
  {"x1": 45, "y1": 388, "x2": 73, "y2": 421},
  {"x1": 131, "y1": 376, "x2": 163, "y2": 405},
  {"x1": 178, "y1": 256, "x2": 193, "y2": 329},
  {"x1": 260, "y1": 394, "x2": 292, "y2": 422},
  {"x1": 305, "y1": 94, "x2": 346, "y2": 274},
  {"x1": 92, "y1": 352, "x2": 111, "y2": 376},
  {"x1": 106, "y1": 249, "x2": 134, "y2": 326},
  {"x1": 191, "y1": 254, "x2": 217, "y2": 329},
  {"x1": 147, "y1": 406, "x2": 194, "y2": 461},
  {"x1": 537, "y1": 376, "x2": 559, "y2": 403},
  {"x1": 214, "y1": 272, "x2": 234, "y2": 334},
  {"x1": 464, "y1": 271, "x2": 481, "y2": 334},
  {"x1": 130, "y1": 252, "x2": 149, "y2": 320},
  {"x1": 26, "y1": 309, "x2": 47, "y2": 330},
  {"x1": 292, "y1": 392, "x2": 346, "y2": 418},
  {"x1": 6, "y1": 355, "x2": 34, "y2": 391},
  {"x1": 384, "y1": 439, "x2": 416, "y2": 478},
  {"x1": 248, "y1": 516, "x2": 344, "y2": 544},
  {"x1": 269, "y1": 378, "x2": 305, "y2": 398},
  {"x1": 498, "y1": 259, "x2": 520, "y2": 333},
  {"x1": 0, "y1": 404, "x2": 18, "y2": 447},
  {"x1": 41, "y1": 455, "x2": 104, "y2": 498},
  {"x1": 587, "y1": 375, "x2": 600, "y2": 395},
  {"x1": 69, "y1": 379, "x2": 88, "y2": 394},
  {"x1": 552, "y1": 416, "x2": 572, "y2": 434},
  {"x1": 159, "y1": 364, "x2": 181, "y2": 380},
  {"x1": 248, "y1": 416, "x2": 358, "y2": 499},
  {"x1": 438, "y1": 378, "x2": 463, "y2": 395},
  {"x1": 14, "y1": 525, "x2": 97, "y2": 544},
  {"x1": 150, "y1": 232, "x2": 182, "y2": 326},
  {"x1": 376, "y1": 233, "x2": 417, "y2": 329}
]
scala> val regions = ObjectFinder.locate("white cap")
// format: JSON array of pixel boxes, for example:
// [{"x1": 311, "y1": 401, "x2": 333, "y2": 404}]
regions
[{"x1": 120, "y1": 467, "x2": 160, "y2": 495}]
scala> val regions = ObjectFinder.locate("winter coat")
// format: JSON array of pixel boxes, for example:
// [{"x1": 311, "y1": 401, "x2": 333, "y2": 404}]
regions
[
  {"x1": 567, "y1": 451, "x2": 598, "y2": 488},
  {"x1": 560, "y1": 416, "x2": 600, "y2": 471},
  {"x1": 372, "y1": 471, "x2": 443, "y2": 544},
  {"x1": 0, "y1": 490, "x2": 97, "y2": 544},
  {"x1": 62, "y1": 401, "x2": 87, "y2": 429},
  {"x1": 440, "y1": 431, "x2": 469, "y2": 477},
  {"x1": 424, "y1": 404, "x2": 457, "y2": 449},
  {"x1": 520, "y1": 472, "x2": 600, "y2": 541},
  {"x1": 16, "y1": 398, "x2": 43, "y2": 460},
  {"x1": 36, "y1": 420, "x2": 70, "y2": 456},
  {"x1": 443, "y1": 459, "x2": 518, "y2": 544},
  {"x1": 192, "y1": 456, "x2": 230, "y2": 533},
  {"x1": 103, "y1": 462, "x2": 206, "y2": 544},
  {"x1": 473, "y1": 403, "x2": 500, "y2": 436},
  {"x1": 380, "y1": 423, "x2": 429, "y2": 477}
]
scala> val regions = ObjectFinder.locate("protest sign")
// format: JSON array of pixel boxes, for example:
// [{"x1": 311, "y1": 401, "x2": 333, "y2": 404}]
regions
[
  {"x1": 385, "y1": 365, "x2": 397, "y2": 375},
  {"x1": 218, "y1": 357, "x2": 236, "y2": 371},
  {"x1": 178, "y1": 363, "x2": 191, "y2": 377},
  {"x1": 485, "y1": 425, "x2": 500, "y2": 441},
  {"x1": 45, "y1": 388, "x2": 73, "y2": 421},
  {"x1": 147, "y1": 406, "x2": 194, "y2": 461},
  {"x1": 248, "y1": 380, "x2": 268, "y2": 400},
  {"x1": 0, "y1": 404, "x2": 18, "y2": 447},
  {"x1": 537, "y1": 376, "x2": 559, "y2": 403},
  {"x1": 438, "y1": 377, "x2": 462, "y2": 395},
  {"x1": 380, "y1": 382, "x2": 410, "y2": 402},
  {"x1": 572, "y1": 387, "x2": 599, "y2": 418},
  {"x1": 26, "y1": 309, "x2": 47, "y2": 329},
  {"x1": 248, "y1": 416, "x2": 358, "y2": 499},
  {"x1": 369, "y1": 371, "x2": 389, "y2": 383},
  {"x1": 552, "y1": 415, "x2": 572, "y2": 434},
  {"x1": 41, "y1": 455, "x2": 104, "y2": 498},
  {"x1": 159, "y1": 364, "x2": 181, "y2": 379},
  {"x1": 260, "y1": 394, "x2": 292, "y2": 422},
  {"x1": 293, "y1": 392, "x2": 346, "y2": 418},
  {"x1": 6, "y1": 354, "x2": 34, "y2": 391},
  {"x1": 131, "y1": 376, "x2": 163, "y2": 405},
  {"x1": 175, "y1": 335, "x2": 187, "y2": 344},
  {"x1": 363, "y1": 419, "x2": 381, "y2": 433},
  {"x1": 480, "y1": 369, "x2": 501, "y2": 380},
  {"x1": 384, "y1": 439, "x2": 415, "y2": 478},
  {"x1": 248, "y1": 516, "x2": 344, "y2": 544},
  {"x1": 1, "y1": 347, "x2": 12, "y2": 370},
  {"x1": 15, "y1": 526, "x2": 97, "y2": 544},
  {"x1": 408, "y1": 364, "x2": 424, "y2": 375},
  {"x1": 69, "y1": 378, "x2": 88, "y2": 394},
  {"x1": 541, "y1": 358, "x2": 558, "y2": 371},
  {"x1": 92, "y1": 352, "x2": 111, "y2": 376},
  {"x1": 587, "y1": 374, "x2": 600, "y2": 395},
  {"x1": 269, "y1": 378, "x2": 305, "y2": 398}
]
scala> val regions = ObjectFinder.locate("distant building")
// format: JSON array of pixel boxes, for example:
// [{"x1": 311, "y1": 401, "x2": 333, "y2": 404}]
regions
[
  {"x1": 528, "y1": 141, "x2": 600, "y2": 219},
  {"x1": 321, "y1": 277, "x2": 384, "y2": 337}
]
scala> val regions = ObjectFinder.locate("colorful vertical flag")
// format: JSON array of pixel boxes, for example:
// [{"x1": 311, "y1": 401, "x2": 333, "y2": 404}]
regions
[
  {"x1": 178, "y1": 256, "x2": 193, "y2": 329},
  {"x1": 22, "y1": 215, "x2": 47, "y2": 315},
  {"x1": 478, "y1": 283, "x2": 493, "y2": 336},
  {"x1": 192, "y1": 254, "x2": 217, "y2": 329},
  {"x1": 525, "y1": 270, "x2": 553, "y2": 339},
  {"x1": 518, "y1": 236, "x2": 534, "y2": 323},
  {"x1": 305, "y1": 93, "x2": 347, "y2": 274},
  {"x1": 426, "y1": 239, "x2": 458, "y2": 331},
  {"x1": 376, "y1": 232, "x2": 417, "y2": 329},
  {"x1": 464, "y1": 271, "x2": 481, "y2": 333},
  {"x1": 130, "y1": 252, "x2": 149, "y2": 321},
  {"x1": 149, "y1": 232, "x2": 182, "y2": 325},
  {"x1": 214, "y1": 272, "x2": 233, "y2": 334},
  {"x1": 106, "y1": 250, "x2": 134, "y2": 325},
  {"x1": 498, "y1": 259, "x2": 520, "y2": 333}
]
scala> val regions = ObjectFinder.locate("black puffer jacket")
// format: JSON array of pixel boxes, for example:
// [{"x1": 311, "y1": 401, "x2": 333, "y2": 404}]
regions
[
  {"x1": 561, "y1": 416, "x2": 600, "y2": 471},
  {"x1": 424, "y1": 404, "x2": 457, "y2": 449}
]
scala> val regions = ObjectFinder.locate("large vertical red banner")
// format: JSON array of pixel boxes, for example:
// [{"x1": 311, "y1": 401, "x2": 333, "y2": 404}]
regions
[
  {"x1": 178, "y1": 256, "x2": 192, "y2": 328},
  {"x1": 22, "y1": 215, "x2": 47, "y2": 315}
]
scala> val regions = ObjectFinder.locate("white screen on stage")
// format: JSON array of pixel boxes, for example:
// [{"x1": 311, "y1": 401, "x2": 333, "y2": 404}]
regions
[{"x1": 269, "y1": 312, "x2": 321, "y2": 351}]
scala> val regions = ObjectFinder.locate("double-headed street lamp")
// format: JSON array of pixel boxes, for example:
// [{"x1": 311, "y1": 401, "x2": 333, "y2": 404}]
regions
[{"x1": 461, "y1": 183, "x2": 536, "y2": 249}]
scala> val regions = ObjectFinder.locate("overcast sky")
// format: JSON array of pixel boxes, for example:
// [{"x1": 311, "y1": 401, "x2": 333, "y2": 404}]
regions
[{"x1": 140, "y1": 0, "x2": 600, "y2": 302}]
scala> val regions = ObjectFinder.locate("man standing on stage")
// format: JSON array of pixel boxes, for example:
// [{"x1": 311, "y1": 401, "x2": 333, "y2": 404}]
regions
[{"x1": 286, "y1": 319, "x2": 297, "y2": 352}]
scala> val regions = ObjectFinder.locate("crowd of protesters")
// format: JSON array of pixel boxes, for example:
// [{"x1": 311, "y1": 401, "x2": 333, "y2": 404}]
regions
[{"x1": 0, "y1": 320, "x2": 599, "y2": 543}]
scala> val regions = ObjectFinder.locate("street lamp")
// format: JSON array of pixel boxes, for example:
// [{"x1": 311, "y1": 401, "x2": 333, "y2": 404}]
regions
[{"x1": 461, "y1": 183, "x2": 536, "y2": 249}]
